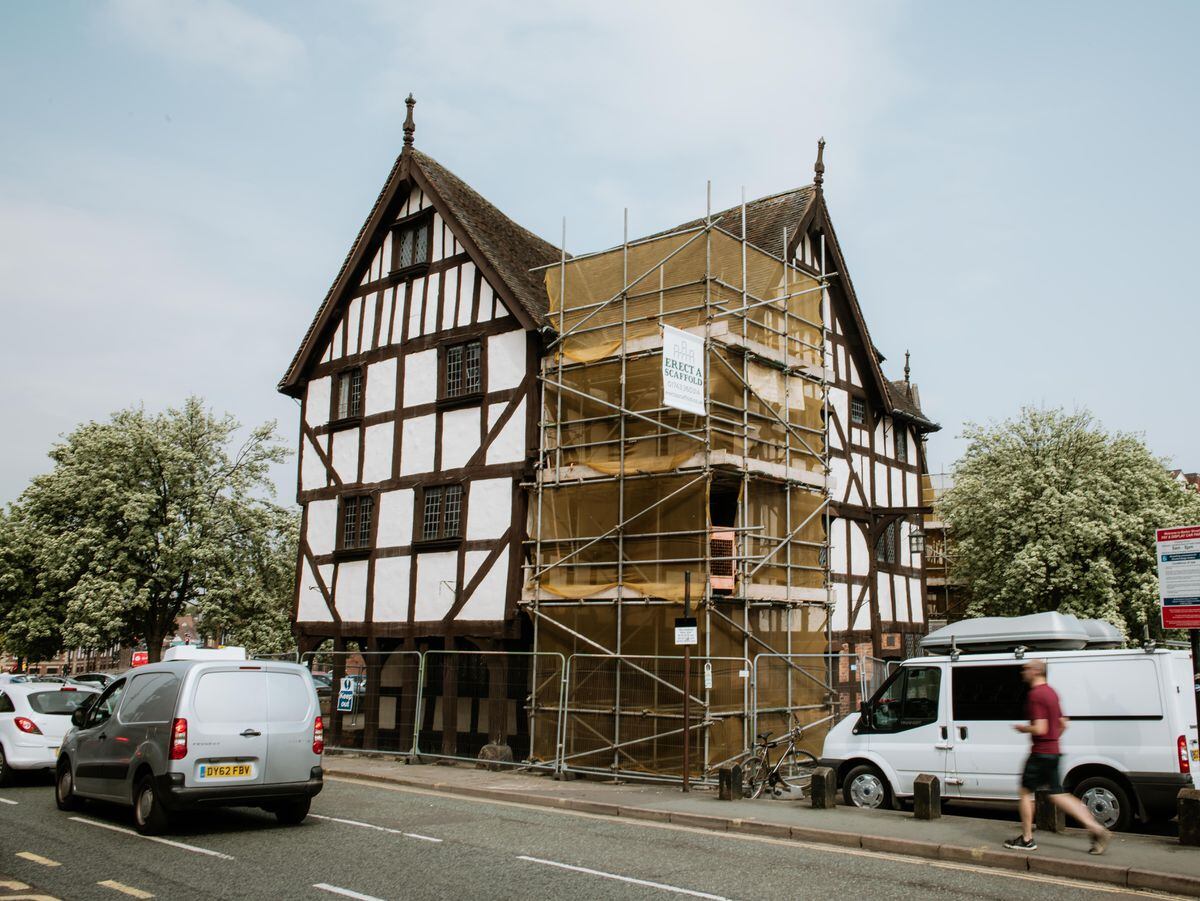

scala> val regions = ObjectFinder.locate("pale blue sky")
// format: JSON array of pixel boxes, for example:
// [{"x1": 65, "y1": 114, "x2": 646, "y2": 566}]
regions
[{"x1": 2, "y1": 1, "x2": 1196, "y2": 504}]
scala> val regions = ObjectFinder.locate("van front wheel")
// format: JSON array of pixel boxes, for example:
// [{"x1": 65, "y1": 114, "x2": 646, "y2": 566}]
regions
[
  {"x1": 843, "y1": 764, "x2": 893, "y2": 810},
  {"x1": 1074, "y1": 776, "x2": 1132, "y2": 832}
]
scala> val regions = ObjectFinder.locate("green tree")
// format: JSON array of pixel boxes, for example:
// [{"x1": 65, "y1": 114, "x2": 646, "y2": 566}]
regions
[
  {"x1": 940, "y1": 407, "x2": 1200, "y2": 640},
  {"x1": 0, "y1": 507, "x2": 62, "y2": 662},
  {"x1": 6, "y1": 397, "x2": 295, "y2": 662}
]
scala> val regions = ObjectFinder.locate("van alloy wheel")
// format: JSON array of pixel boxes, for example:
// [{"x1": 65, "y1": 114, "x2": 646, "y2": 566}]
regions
[
  {"x1": 849, "y1": 772, "x2": 886, "y2": 808},
  {"x1": 1081, "y1": 786, "x2": 1121, "y2": 829}
]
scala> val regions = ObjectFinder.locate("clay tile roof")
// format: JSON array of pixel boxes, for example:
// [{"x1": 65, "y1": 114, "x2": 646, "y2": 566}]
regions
[
  {"x1": 412, "y1": 150, "x2": 560, "y2": 324},
  {"x1": 644, "y1": 186, "x2": 815, "y2": 258},
  {"x1": 888, "y1": 380, "x2": 940, "y2": 432}
]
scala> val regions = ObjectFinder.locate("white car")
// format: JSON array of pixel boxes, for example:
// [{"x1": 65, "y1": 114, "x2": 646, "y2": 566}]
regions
[{"x1": 0, "y1": 683, "x2": 99, "y2": 784}]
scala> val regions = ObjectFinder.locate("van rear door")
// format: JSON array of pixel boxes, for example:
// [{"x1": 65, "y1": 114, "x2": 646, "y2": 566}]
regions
[
  {"x1": 185, "y1": 668, "x2": 269, "y2": 787},
  {"x1": 262, "y1": 669, "x2": 317, "y2": 785}
]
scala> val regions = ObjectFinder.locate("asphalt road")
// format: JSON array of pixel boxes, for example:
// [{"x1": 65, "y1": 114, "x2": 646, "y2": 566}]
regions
[{"x1": 0, "y1": 771, "x2": 1175, "y2": 901}]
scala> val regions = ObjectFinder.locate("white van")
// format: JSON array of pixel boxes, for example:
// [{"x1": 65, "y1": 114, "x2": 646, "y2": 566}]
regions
[
  {"x1": 56, "y1": 647, "x2": 323, "y2": 834},
  {"x1": 821, "y1": 646, "x2": 1199, "y2": 830}
]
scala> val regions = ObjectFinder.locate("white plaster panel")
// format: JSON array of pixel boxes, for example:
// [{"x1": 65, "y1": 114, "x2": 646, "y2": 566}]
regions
[
  {"x1": 372, "y1": 556, "x2": 411, "y2": 623},
  {"x1": 830, "y1": 457, "x2": 851, "y2": 504},
  {"x1": 890, "y1": 467, "x2": 904, "y2": 508},
  {"x1": 305, "y1": 378, "x2": 331, "y2": 428},
  {"x1": 835, "y1": 345, "x2": 845, "y2": 379},
  {"x1": 876, "y1": 573, "x2": 893, "y2": 622},
  {"x1": 848, "y1": 355, "x2": 862, "y2": 388},
  {"x1": 910, "y1": 578, "x2": 925, "y2": 623},
  {"x1": 332, "y1": 428, "x2": 360, "y2": 484},
  {"x1": 365, "y1": 358, "x2": 397, "y2": 416},
  {"x1": 852, "y1": 586, "x2": 872, "y2": 631},
  {"x1": 334, "y1": 560, "x2": 368, "y2": 622},
  {"x1": 347, "y1": 298, "x2": 362, "y2": 355},
  {"x1": 381, "y1": 233, "x2": 392, "y2": 274},
  {"x1": 828, "y1": 515, "x2": 847, "y2": 575},
  {"x1": 487, "y1": 330, "x2": 526, "y2": 392},
  {"x1": 364, "y1": 293, "x2": 379, "y2": 348},
  {"x1": 362, "y1": 424, "x2": 393, "y2": 484},
  {"x1": 849, "y1": 523, "x2": 870, "y2": 577},
  {"x1": 423, "y1": 273, "x2": 439, "y2": 335},
  {"x1": 466, "y1": 479, "x2": 511, "y2": 540},
  {"x1": 477, "y1": 284, "x2": 493, "y2": 322},
  {"x1": 414, "y1": 551, "x2": 458, "y2": 620},
  {"x1": 830, "y1": 583, "x2": 849, "y2": 633},
  {"x1": 487, "y1": 398, "x2": 526, "y2": 465},
  {"x1": 389, "y1": 286, "x2": 405, "y2": 344},
  {"x1": 297, "y1": 559, "x2": 334, "y2": 622},
  {"x1": 331, "y1": 323, "x2": 343, "y2": 359},
  {"x1": 440, "y1": 267, "x2": 458, "y2": 332},
  {"x1": 306, "y1": 499, "x2": 338, "y2": 557},
  {"x1": 442, "y1": 407, "x2": 480, "y2": 471},
  {"x1": 401, "y1": 415, "x2": 435, "y2": 475},
  {"x1": 874, "y1": 462, "x2": 888, "y2": 506},
  {"x1": 407, "y1": 277, "x2": 425, "y2": 338},
  {"x1": 906, "y1": 471, "x2": 919, "y2": 506},
  {"x1": 457, "y1": 548, "x2": 508, "y2": 621},
  {"x1": 431, "y1": 214, "x2": 445, "y2": 261},
  {"x1": 301, "y1": 435, "x2": 328, "y2": 492},
  {"x1": 377, "y1": 488, "x2": 414, "y2": 548},
  {"x1": 403, "y1": 349, "x2": 437, "y2": 407},
  {"x1": 457, "y1": 263, "x2": 476, "y2": 327}
]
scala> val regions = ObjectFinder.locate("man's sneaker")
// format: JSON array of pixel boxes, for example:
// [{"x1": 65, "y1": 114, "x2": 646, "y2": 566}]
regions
[
  {"x1": 1089, "y1": 830, "x2": 1110, "y2": 855},
  {"x1": 1003, "y1": 835, "x2": 1038, "y2": 851}
]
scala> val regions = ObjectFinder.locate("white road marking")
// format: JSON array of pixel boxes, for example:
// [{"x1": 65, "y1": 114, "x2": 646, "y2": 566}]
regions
[
  {"x1": 15, "y1": 851, "x2": 61, "y2": 867},
  {"x1": 0, "y1": 880, "x2": 30, "y2": 890},
  {"x1": 517, "y1": 855, "x2": 732, "y2": 901},
  {"x1": 0, "y1": 797, "x2": 18, "y2": 805},
  {"x1": 312, "y1": 883, "x2": 385, "y2": 901},
  {"x1": 98, "y1": 879, "x2": 155, "y2": 898},
  {"x1": 69, "y1": 817, "x2": 234, "y2": 860},
  {"x1": 310, "y1": 813, "x2": 442, "y2": 843},
  {"x1": 328, "y1": 776, "x2": 1174, "y2": 899}
]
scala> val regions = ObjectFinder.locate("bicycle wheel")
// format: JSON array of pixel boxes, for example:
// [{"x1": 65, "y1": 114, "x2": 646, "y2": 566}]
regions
[
  {"x1": 775, "y1": 748, "x2": 820, "y2": 788},
  {"x1": 742, "y1": 755, "x2": 769, "y2": 799}
]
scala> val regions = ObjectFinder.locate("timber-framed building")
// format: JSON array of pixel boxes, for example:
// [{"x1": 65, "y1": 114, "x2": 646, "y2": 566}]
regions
[{"x1": 279, "y1": 99, "x2": 938, "y2": 761}]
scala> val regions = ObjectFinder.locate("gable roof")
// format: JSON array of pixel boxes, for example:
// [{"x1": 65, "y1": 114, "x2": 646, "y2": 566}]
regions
[
  {"x1": 278, "y1": 148, "x2": 559, "y2": 396},
  {"x1": 651, "y1": 185, "x2": 938, "y2": 433}
]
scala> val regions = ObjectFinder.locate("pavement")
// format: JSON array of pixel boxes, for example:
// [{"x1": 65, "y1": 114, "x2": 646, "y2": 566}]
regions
[
  {"x1": 0, "y1": 769, "x2": 1181, "y2": 900},
  {"x1": 321, "y1": 753, "x2": 1200, "y2": 897}
]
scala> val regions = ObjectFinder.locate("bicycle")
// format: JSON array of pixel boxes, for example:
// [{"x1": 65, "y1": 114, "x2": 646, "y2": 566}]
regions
[{"x1": 741, "y1": 721, "x2": 820, "y2": 799}]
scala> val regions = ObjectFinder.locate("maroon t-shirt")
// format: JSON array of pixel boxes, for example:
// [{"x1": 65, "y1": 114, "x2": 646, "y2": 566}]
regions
[{"x1": 1027, "y1": 682, "x2": 1063, "y2": 755}]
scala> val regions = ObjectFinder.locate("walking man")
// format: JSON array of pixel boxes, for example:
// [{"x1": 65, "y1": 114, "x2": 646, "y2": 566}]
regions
[{"x1": 1004, "y1": 658, "x2": 1110, "y2": 854}]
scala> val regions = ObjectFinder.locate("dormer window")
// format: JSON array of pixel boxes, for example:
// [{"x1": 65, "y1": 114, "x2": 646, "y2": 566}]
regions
[
  {"x1": 390, "y1": 214, "x2": 431, "y2": 274},
  {"x1": 333, "y1": 367, "x2": 363, "y2": 422}
]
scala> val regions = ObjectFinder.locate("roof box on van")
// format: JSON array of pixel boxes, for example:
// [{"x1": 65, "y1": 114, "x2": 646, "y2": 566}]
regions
[
  {"x1": 161, "y1": 646, "x2": 247, "y2": 662},
  {"x1": 1079, "y1": 618, "x2": 1125, "y2": 649},
  {"x1": 920, "y1": 612, "x2": 1090, "y2": 654}
]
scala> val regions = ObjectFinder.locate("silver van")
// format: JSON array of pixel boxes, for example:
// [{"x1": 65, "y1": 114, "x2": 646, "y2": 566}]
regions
[{"x1": 55, "y1": 647, "x2": 323, "y2": 834}]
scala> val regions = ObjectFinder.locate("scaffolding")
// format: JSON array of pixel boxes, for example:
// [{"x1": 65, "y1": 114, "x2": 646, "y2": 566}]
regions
[{"x1": 522, "y1": 187, "x2": 837, "y2": 780}]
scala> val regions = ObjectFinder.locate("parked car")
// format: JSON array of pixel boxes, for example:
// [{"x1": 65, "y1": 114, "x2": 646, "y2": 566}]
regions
[
  {"x1": 72, "y1": 673, "x2": 115, "y2": 688},
  {"x1": 56, "y1": 645, "x2": 324, "y2": 835},
  {"x1": 821, "y1": 616, "x2": 1198, "y2": 831},
  {"x1": 0, "y1": 683, "x2": 99, "y2": 785}
]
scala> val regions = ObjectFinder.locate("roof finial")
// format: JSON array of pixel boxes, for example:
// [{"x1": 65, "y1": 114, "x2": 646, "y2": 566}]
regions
[
  {"x1": 904, "y1": 350, "x2": 911, "y2": 386},
  {"x1": 813, "y1": 137, "x2": 826, "y2": 191},
  {"x1": 403, "y1": 93, "x2": 416, "y2": 147}
]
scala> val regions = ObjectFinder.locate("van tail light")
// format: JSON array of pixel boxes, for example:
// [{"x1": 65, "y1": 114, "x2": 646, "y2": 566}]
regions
[
  {"x1": 169, "y1": 718, "x2": 188, "y2": 760},
  {"x1": 312, "y1": 716, "x2": 324, "y2": 755},
  {"x1": 1179, "y1": 735, "x2": 1191, "y2": 774},
  {"x1": 14, "y1": 717, "x2": 42, "y2": 735}
]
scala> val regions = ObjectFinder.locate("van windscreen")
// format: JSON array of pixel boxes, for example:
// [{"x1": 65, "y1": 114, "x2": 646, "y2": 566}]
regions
[{"x1": 194, "y1": 671, "x2": 267, "y2": 723}]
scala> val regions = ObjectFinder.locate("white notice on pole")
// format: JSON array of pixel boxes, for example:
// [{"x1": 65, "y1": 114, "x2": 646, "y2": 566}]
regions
[
  {"x1": 662, "y1": 325, "x2": 706, "y2": 416},
  {"x1": 675, "y1": 625, "x2": 698, "y2": 646}
]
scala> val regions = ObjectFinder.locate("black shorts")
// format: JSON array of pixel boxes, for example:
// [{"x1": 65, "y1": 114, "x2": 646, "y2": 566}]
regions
[{"x1": 1021, "y1": 752, "x2": 1063, "y2": 794}]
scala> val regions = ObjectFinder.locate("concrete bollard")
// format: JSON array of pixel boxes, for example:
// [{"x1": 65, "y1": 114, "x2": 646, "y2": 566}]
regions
[
  {"x1": 1035, "y1": 790, "x2": 1065, "y2": 833},
  {"x1": 913, "y1": 773, "x2": 941, "y2": 820},
  {"x1": 718, "y1": 765, "x2": 743, "y2": 800},
  {"x1": 1178, "y1": 788, "x2": 1200, "y2": 846},
  {"x1": 810, "y1": 767, "x2": 838, "y2": 809}
]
